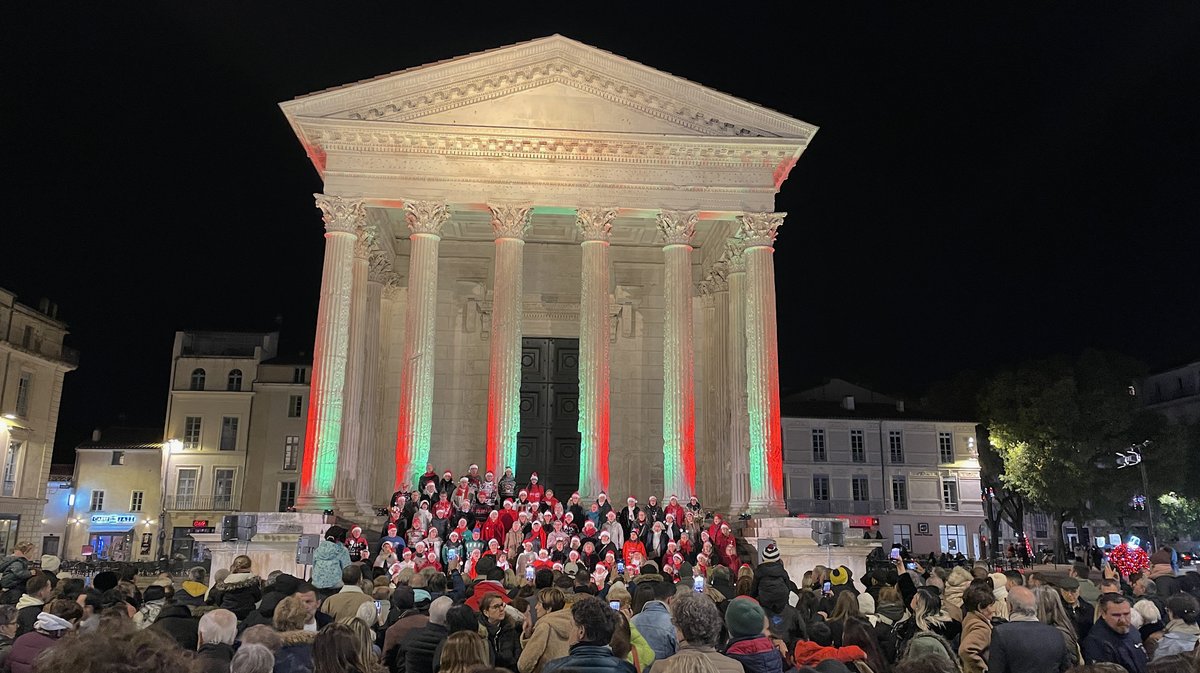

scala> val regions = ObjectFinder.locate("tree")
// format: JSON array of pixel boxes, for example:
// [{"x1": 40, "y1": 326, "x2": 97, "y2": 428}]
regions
[
  {"x1": 980, "y1": 350, "x2": 1184, "y2": 559},
  {"x1": 1156, "y1": 492, "x2": 1200, "y2": 542}
]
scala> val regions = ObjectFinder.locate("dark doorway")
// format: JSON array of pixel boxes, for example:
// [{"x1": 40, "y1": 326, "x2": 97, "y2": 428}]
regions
[{"x1": 517, "y1": 338, "x2": 581, "y2": 496}]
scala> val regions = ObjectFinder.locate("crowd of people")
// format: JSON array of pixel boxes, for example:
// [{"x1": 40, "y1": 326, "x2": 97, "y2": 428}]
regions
[{"x1": 1, "y1": 470, "x2": 1200, "y2": 673}]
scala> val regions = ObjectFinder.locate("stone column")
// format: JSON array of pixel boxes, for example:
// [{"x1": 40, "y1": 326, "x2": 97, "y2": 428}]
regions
[
  {"x1": 656, "y1": 210, "x2": 698, "y2": 501},
  {"x1": 703, "y1": 262, "x2": 731, "y2": 511},
  {"x1": 726, "y1": 241, "x2": 751, "y2": 514},
  {"x1": 576, "y1": 207, "x2": 617, "y2": 498},
  {"x1": 299, "y1": 194, "x2": 364, "y2": 510},
  {"x1": 486, "y1": 205, "x2": 531, "y2": 478},
  {"x1": 356, "y1": 247, "x2": 389, "y2": 514},
  {"x1": 741, "y1": 213, "x2": 787, "y2": 515},
  {"x1": 379, "y1": 274, "x2": 404, "y2": 494},
  {"x1": 394, "y1": 201, "x2": 450, "y2": 491},
  {"x1": 334, "y1": 225, "x2": 372, "y2": 512}
]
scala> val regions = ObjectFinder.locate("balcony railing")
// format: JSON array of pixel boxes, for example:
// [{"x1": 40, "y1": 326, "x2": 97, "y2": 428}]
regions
[
  {"x1": 1, "y1": 334, "x2": 79, "y2": 366},
  {"x1": 787, "y1": 499, "x2": 885, "y2": 515},
  {"x1": 164, "y1": 495, "x2": 240, "y2": 511}
]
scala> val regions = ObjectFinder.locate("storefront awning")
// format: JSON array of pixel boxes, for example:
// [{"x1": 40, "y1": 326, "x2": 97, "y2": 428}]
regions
[{"x1": 87, "y1": 514, "x2": 139, "y2": 534}]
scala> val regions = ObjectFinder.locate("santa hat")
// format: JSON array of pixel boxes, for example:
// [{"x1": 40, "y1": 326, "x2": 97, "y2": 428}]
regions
[
  {"x1": 449, "y1": 532, "x2": 460, "y2": 541},
  {"x1": 485, "y1": 470, "x2": 494, "y2": 477},
  {"x1": 569, "y1": 550, "x2": 580, "y2": 560},
  {"x1": 532, "y1": 521, "x2": 542, "y2": 528},
  {"x1": 488, "y1": 539, "x2": 500, "y2": 547},
  {"x1": 387, "y1": 524, "x2": 398, "y2": 532},
  {"x1": 469, "y1": 464, "x2": 478, "y2": 470},
  {"x1": 444, "y1": 470, "x2": 453, "y2": 477},
  {"x1": 351, "y1": 526, "x2": 362, "y2": 535},
  {"x1": 402, "y1": 549, "x2": 413, "y2": 558},
  {"x1": 519, "y1": 490, "x2": 528, "y2": 497},
  {"x1": 382, "y1": 541, "x2": 393, "y2": 550},
  {"x1": 459, "y1": 476, "x2": 469, "y2": 483},
  {"x1": 553, "y1": 562, "x2": 564, "y2": 571},
  {"x1": 572, "y1": 492, "x2": 581, "y2": 499},
  {"x1": 670, "y1": 495, "x2": 679, "y2": 501},
  {"x1": 538, "y1": 549, "x2": 549, "y2": 558},
  {"x1": 389, "y1": 562, "x2": 402, "y2": 575},
  {"x1": 415, "y1": 542, "x2": 427, "y2": 551},
  {"x1": 600, "y1": 531, "x2": 611, "y2": 539},
  {"x1": 426, "y1": 552, "x2": 438, "y2": 561},
  {"x1": 530, "y1": 472, "x2": 539, "y2": 481},
  {"x1": 503, "y1": 499, "x2": 514, "y2": 508}
]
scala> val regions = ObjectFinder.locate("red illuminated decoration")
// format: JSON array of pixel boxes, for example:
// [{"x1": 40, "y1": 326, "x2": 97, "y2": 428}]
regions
[{"x1": 1108, "y1": 543, "x2": 1150, "y2": 577}]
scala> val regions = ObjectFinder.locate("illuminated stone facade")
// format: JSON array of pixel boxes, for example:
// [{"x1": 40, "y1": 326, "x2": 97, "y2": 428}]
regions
[{"x1": 280, "y1": 36, "x2": 816, "y2": 512}]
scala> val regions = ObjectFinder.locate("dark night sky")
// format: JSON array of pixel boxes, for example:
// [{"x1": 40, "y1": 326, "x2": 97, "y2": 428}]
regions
[{"x1": 4, "y1": 5, "x2": 1198, "y2": 461}]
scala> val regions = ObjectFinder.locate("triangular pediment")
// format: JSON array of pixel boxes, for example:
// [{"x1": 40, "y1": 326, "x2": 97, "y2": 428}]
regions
[{"x1": 282, "y1": 35, "x2": 816, "y2": 140}]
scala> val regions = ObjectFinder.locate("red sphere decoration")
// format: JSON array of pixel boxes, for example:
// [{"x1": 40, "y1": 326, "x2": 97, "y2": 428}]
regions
[{"x1": 1108, "y1": 543, "x2": 1150, "y2": 576}]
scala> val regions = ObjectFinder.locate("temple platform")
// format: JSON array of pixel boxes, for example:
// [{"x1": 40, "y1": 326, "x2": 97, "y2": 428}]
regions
[{"x1": 739, "y1": 516, "x2": 882, "y2": 584}]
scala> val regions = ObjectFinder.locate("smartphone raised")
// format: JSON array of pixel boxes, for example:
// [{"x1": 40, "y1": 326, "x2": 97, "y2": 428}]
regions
[
  {"x1": 822, "y1": 581, "x2": 832, "y2": 593},
  {"x1": 693, "y1": 575, "x2": 706, "y2": 592},
  {"x1": 616, "y1": 561, "x2": 625, "y2": 575},
  {"x1": 525, "y1": 565, "x2": 536, "y2": 581},
  {"x1": 905, "y1": 562, "x2": 917, "y2": 570},
  {"x1": 609, "y1": 600, "x2": 621, "y2": 611}
]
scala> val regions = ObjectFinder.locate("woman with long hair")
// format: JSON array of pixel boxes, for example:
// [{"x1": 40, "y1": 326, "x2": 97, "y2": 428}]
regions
[
  {"x1": 827, "y1": 590, "x2": 862, "y2": 646},
  {"x1": 440, "y1": 631, "x2": 491, "y2": 673},
  {"x1": 842, "y1": 615, "x2": 890, "y2": 673},
  {"x1": 893, "y1": 587, "x2": 960, "y2": 650},
  {"x1": 314, "y1": 623, "x2": 383, "y2": 673},
  {"x1": 1033, "y1": 585, "x2": 1081, "y2": 666}
]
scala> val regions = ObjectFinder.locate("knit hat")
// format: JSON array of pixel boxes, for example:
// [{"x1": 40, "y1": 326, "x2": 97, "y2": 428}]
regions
[
  {"x1": 40, "y1": 555, "x2": 61, "y2": 573},
  {"x1": 989, "y1": 572, "x2": 1009, "y2": 600},
  {"x1": 93, "y1": 571, "x2": 119, "y2": 592},
  {"x1": 830, "y1": 566, "x2": 850, "y2": 586},
  {"x1": 725, "y1": 596, "x2": 767, "y2": 638},
  {"x1": 762, "y1": 543, "x2": 780, "y2": 562},
  {"x1": 858, "y1": 592, "x2": 876, "y2": 615},
  {"x1": 1150, "y1": 549, "x2": 1173, "y2": 565}
]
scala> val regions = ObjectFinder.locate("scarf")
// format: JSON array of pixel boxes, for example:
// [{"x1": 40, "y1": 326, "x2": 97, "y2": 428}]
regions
[
  {"x1": 35, "y1": 612, "x2": 75, "y2": 632},
  {"x1": 1164, "y1": 619, "x2": 1200, "y2": 636}
]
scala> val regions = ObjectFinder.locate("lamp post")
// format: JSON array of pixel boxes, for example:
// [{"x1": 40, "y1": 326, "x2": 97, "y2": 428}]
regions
[{"x1": 1116, "y1": 440, "x2": 1156, "y2": 551}]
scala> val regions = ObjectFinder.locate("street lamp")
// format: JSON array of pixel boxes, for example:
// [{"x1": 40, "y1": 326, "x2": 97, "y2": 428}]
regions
[
  {"x1": 1116, "y1": 440, "x2": 1156, "y2": 551},
  {"x1": 159, "y1": 439, "x2": 183, "y2": 561}
]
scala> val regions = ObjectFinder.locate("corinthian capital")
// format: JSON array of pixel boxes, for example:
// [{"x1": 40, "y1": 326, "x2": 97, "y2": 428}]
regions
[
  {"x1": 314, "y1": 194, "x2": 366, "y2": 234},
  {"x1": 368, "y1": 246, "x2": 392, "y2": 282},
  {"x1": 576, "y1": 207, "x2": 618, "y2": 242},
  {"x1": 738, "y1": 212, "x2": 786, "y2": 249},
  {"x1": 723, "y1": 239, "x2": 747, "y2": 273},
  {"x1": 706, "y1": 260, "x2": 730, "y2": 292},
  {"x1": 656, "y1": 210, "x2": 698, "y2": 246},
  {"x1": 382, "y1": 273, "x2": 404, "y2": 300},
  {"x1": 353, "y1": 224, "x2": 377, "y2": 259},
  {"x1": 404, "y1": 200, "x2": 450, "y2": 237},
  {"x1": 489, "y1": 204, "x2": 532, "y2": 240}
]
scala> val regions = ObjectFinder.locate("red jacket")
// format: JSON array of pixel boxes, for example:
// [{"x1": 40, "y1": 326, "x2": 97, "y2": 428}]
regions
[
  {"x1": 622, "y1": 540, "x2": 647, "y2": 565},
  {"x1": 481, "y1": 518, "x2": 506, "y2": 544},
  {"x1": 465, "y1": 580, "x2": 512, "y2": 610},
  {"x1": 793, "y1": 641, "x2": 866, "y2": 666},
  {"x1": 527, "y1": 483, "x2": 545, "y2": 502},
  {"x1": 665, "y1": 504, "x2": 687, "y2": 524}
]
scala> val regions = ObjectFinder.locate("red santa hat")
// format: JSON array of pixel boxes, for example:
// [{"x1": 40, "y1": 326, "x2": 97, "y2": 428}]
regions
[
  {"x1": 443, "y1": 470, "x2": 453, "y2": 477},
  {"x1": 469, "y1": 464, "x2": 478, "y2": 470},
  {"x1": 488, "y1": 539, "x2": 500, "y2": 548},
  {"x1": 670, "y1": 495, "x2": 679, "y2": 502},
  {"x1": 351, "y1": 526, "x2": 362, "y2": 536},
  {"x1": 519, "y1": 490, "x2": 528, "y2": 497},
  {"x1": 530, "y1": 472, "x2": 539, "y2": 482},
  {"x1": 600, "y1": 530, "x2": 611, "y2": 539}
]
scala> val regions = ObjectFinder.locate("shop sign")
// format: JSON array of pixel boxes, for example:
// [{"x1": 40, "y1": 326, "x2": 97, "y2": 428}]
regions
[
  {"x1": 192, "y1": 520, "x2": 208, "y2": 528},
  {"x1": 190, "y1": 526, "x2": 215, "y2": 534},
  {"x1": 90, "y1": 514, "x2": 137, "y2": 526}
]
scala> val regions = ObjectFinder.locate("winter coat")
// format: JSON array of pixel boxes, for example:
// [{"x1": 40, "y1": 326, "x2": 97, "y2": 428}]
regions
[
  {"x1": 312, "y1": 538, "x2": 352, "y2": 589},
  {"x1": 0, "y1": 556, "x2": 33, "y2": 596},
  {"x1": 724, "y1": 635, "x2": 784, "y2": 673},
  {"x1": 274, "y1": 629, "x2": 317, "y2": 673},
  {"x1": 176, "y1": 579, "x2": 209, "y2": 607},
  {"x1": 322, "y1": 585, "x2": 374, "y2": 623},
  {"x1": 467, "y1": 580, "x2": 512, "y2": 611},
  {"x1": 665, "y1": 644, "x2": 744, "y2": 673},
  {"x1": 197, "y1": 642, "x2": 236, "y2": 673},
  {"x1": 959, "y1": 611, "x2": 993, "y2": 673},
  {"x1": 151, "y1": 603, "x2": 200, "y2": 651},
  {"x1": 1152, "y1": 620, "x2": 1200, "y2": 660},
  {"x1": 793, "y1": 640, "x2": 866, "y2": 666},
  {"x1": 9, "y1": 630, "x2": 65, "y2": 673},
  {"x1": 14, "y1": 594, "x2": 44, "y2": 637},
  {"x1": 484, "y1": 615, "x2": 523, "y2": 671},
  {"x1": 1082, "y1": 619, "x2": 1148, "y2": 673},
  {"x1": 989, "y1": 619, "x2": 1073, "y2": 673},
  {"x1": 941, "y1": 567, "x2": 973, "y2": 622},
  {"x1": 631, "y1": 601, "x2": 677, "y2": 660},
  {"x1": 385, "y1": 611, "x2": 430, "y2": 672},
  {"x1": 519, "y1": 607, "x2": 575, "y2": 673},
  {"x1": 751, "y1": 561, "x2": 795, "y2": 614},
  {"x1": 764, "y1": 604, "x2": 807, "y2": 651},
  {"x1": 543, "y1": 643, "x2": 638, "y2": 673},
  {"x1": 206, "y1": 572, "x2": 262, "y2": 620},
  {"x1": 1149, "y1": 565, "x2": 1180, "y2": 602},
  {"x1": 404, "y1": 622, "x2": 449, "y2": 673}
]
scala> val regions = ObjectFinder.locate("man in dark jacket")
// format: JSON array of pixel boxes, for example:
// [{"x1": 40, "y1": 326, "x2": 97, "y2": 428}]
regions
[
  {"x1": 543, "y1": 595, "x2": 637, "y2": 673},
  {"x1": 1057, "y1": 577, "x2": 1096, "y2": 643},
  {"x1": 150, "y1": 602, "x2": 200, "y2": 651},
  {"x1": 14, "y1": 575, "x2": 52, "y2": 637},
  {"x1": 751, "y1": 545, "x2": 805, "y2": 649},
  {"x1": 403, "y1": 596, "x2": 452, "y2": 673},
  {"x1": 196, "y1": 609, "x2": 238, "y2": 673},
  {"x1": 750, "y1": 544, "x2": 795, "y2": 600},
  {"x1": 990, "y1": 586, "x2": 1072, "y2": 673},
  {"x1": 1082, "y1": 594, "x2": 1148, "y2": 673},
  {"x1": 0, "y1": 544, "x2": 35, "y2": 605}
]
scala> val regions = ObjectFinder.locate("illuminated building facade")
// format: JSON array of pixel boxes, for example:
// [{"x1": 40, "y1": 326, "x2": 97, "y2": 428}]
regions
[{"x1": 280, "y1": 36, "x2": 816, "y2": 513}]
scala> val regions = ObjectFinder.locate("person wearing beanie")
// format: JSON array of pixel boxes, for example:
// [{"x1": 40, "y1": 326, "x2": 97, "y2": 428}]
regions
[
  {"x1": 37, "y1": 556, "x2": 59, "y2": 582},
  {"x1": 725, "y1": 597, "x2": 785, "y2": 673}
]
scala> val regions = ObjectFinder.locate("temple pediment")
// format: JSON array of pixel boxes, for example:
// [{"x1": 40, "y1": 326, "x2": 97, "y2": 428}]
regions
[{"x1": 282, "y1": 35, "x2": 815, "y2": 140}]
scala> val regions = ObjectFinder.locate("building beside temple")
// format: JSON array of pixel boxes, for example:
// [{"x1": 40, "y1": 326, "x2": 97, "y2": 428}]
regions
[
  {"x1": 279, "y1": 35, "x2": 817, "y2": 514},
  {"x1": 0, "y1": 287, "x2": 76, "y2": 556},
  {"x1": 781, "y1": 379, "x2": 985, "y2": 557}
]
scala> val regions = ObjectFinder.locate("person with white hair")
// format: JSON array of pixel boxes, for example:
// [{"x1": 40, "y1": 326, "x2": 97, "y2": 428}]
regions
[
  {"x1": 230, "y1": 642, "x2": 275, "y2": 673},
  {"x1": 197, "y1": 608, "x2": 237, "y2": 673}
]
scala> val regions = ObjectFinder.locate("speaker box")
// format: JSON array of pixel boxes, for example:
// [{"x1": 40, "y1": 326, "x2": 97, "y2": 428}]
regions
[{"x1": 221, "y1": 514, "x2": 258, "y2": 542}]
